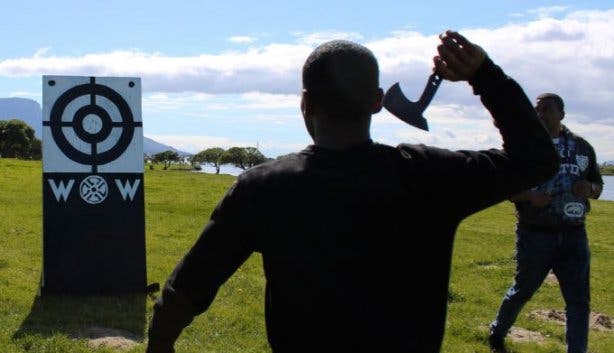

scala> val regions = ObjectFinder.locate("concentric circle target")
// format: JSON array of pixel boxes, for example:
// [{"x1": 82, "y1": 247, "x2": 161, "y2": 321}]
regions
[{"x1": 47, "y1": 78, "x2": 140, "y2": 171}]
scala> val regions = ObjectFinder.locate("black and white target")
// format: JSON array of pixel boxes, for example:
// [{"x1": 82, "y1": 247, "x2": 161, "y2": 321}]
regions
[
  {"x1": 43, "y1": 76, "x2": 143, "y2": 173},
  {"x1": 41, "y1": 75, "x2": 146, "y2": 296}
]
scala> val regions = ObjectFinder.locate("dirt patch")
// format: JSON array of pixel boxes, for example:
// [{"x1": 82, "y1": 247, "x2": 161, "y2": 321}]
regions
[
  {"x1": 544, "y1": 271, "x2": 558, "y2": 285},
  {"x1": 479, "y1": 325, "x2": 546, "y2": 344},
  {"x1": 529, "y1": 309, "x2": 566, "y2": 325},
  {"x1": 591, "y1": 313, "x2": 614, "y2": 331},
  {"x1": 73, "y1": 326, "x2": 140, "y2": 350},
  {"x1": 508, "y1": 326, "x2": 546, "y2": 343},
  {"x1": 529, "y1": 310, "x2": 614, "y2": 332}
]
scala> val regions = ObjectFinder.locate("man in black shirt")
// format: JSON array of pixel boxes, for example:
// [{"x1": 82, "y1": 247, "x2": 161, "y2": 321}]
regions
[{"x1": 146, "y1": 30, "x2": 558, "y2": 353}]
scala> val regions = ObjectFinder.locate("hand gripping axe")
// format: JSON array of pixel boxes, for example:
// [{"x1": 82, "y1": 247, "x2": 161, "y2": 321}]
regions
[{"x1": 382, "y1": 73, "x2": 442, "y2": 131}]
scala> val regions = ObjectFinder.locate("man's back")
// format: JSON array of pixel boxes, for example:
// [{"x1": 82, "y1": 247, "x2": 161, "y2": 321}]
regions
[
  {"x1": 218, "y1": 131, "x2": 552, "y2": 351},
  {"x1": 242, "y1": 142, "x2": 453, "y2": 351}
]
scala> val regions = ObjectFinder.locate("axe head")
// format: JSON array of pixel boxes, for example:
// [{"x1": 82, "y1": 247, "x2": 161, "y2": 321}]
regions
[{"x1": 383, "y1": 73, "x2": 442, "y2": 131}]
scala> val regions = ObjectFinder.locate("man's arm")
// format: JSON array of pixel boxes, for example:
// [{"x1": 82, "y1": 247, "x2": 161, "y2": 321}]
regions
[
  {"x1": 572, "y1": 180, "x2": 603, "y2": 199},
  {"x1": 509, "y1": 189, "x2": 551, "y2": 207},
  {"x1": 572, "y1": 142, "x2": 604, "y2": 199},
  {"x1": 417, "y1": 31, "x2": 559, "y2": 218},
  {"x1": 146, "y1": 181, "x2": 255, "y2": 353}
]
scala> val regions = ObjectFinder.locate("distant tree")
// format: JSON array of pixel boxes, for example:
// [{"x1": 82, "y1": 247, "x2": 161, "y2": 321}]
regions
[
  {"x1": 600, "y1": 164, "x2": 614, "y2": 175},
  {"x1": 152, "y1": 150, "x2": 179, "y2": 170},
  {"x1": 220, "y1": 147, "x2": 267, "y2": 170},
  {"x1": 144, "y1": 154, "x2": 153, "y2": 170},
  {"x1": 220, "y1": 147, "x2": 248, "y2": 170},
  {"x1": 30, "y1": 138, "x2": 42, "y2": 160},
  {"x1": 0, "y1": 119, "x2": 36, "y2": 158},
  {"x1": 188, "y1": 155, "x2": 202, "y2": 170},
  {"x1": 193, "y1": 147, "x2": 225, "y2": 174},
  {"x1": 178, "y1": 155, "x2": 191, "y2": 165},
  {"x1": 244, "y1": 147, "x2": 267, "y2": 168}
]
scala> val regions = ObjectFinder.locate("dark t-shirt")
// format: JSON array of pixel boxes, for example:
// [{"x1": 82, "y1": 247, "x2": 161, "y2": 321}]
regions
[{"x1": 147, "y1": 58, "x2": 558, "y2": 353}]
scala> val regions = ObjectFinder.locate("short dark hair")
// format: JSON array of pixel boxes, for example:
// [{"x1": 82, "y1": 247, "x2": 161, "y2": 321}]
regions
[
  {"x1": 537, "y1": 93, "x2": 564, "y2": 112},
  {"x1": 302, "y1": 40, "x2": 379, "y2": 117}
]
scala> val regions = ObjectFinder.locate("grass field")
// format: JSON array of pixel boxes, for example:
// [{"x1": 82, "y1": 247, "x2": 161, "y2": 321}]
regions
[{"x1": 1, "y1": 159, "x2": 612, "y2": 353}]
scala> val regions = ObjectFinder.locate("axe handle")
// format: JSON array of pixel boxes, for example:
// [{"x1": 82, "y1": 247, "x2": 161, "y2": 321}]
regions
[{"x1": 417, "y1": 73, "x2": 443, "y2": 112}]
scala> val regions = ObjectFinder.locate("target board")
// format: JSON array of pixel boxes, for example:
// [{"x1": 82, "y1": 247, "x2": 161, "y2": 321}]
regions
[{"x1": 41, "y1": 76, "x2": 146, "y2": 295}]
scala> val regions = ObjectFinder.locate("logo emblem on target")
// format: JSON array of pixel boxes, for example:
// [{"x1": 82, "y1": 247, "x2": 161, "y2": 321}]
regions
[
  {"x1": 43, "y1": 76, "x2": 143, "y2": 174},
  {"x1": 80, "y1": 175, "x2": 109, "y2": 204}
]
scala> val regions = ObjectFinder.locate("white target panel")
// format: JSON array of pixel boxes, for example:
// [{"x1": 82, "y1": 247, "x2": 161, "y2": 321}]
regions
[{"x1": 43, "y1": 76, "x2": 143, "y2": 173}]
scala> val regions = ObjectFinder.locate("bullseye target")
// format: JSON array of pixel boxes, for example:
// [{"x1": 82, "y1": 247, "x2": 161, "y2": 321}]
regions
[
  {"x1": 43, "y1": 76, "x2": 143, "y2": 174},
  {"x1": 41, "y1": 75, "x2": 146, "y2": 295}
]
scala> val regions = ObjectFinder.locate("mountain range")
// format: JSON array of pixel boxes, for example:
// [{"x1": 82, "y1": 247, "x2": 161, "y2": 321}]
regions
[
  {"x1": 143, "y1": 136, "x2": 190, "y2": 156},
  {"x1": 0, "y1": 97, "x2": 42, "y2": 137},
  {"x1": 0, "y1": 97, "x2": 189, "y2": 156}
]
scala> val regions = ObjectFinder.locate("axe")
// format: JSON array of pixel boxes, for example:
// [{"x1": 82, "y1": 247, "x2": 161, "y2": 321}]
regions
[{"x1": 383, "y1": 73, "x2": 442, "y2": 131}]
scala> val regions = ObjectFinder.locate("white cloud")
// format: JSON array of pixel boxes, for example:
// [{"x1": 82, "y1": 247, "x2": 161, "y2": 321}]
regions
[
  {"x1": 144, "y1": 90, "x2": 299, "y2": 112},
  {"x1": 527, "y1": 6, "x2": 570, "y2": 19},
  {"x1": 254, "y1": 140, "x2": 308, "y2": 154},
  {"x1": 521, "y1": 18, "x2": 585, "y2": 42},
  {"x1": 391, "y1": 118, "x2": 501, "y2": 152},
  {"x1": 563, "y1": 121, "x2": 614, "y2": 162},
  {"x1": 228, "y1": 36, "x2": 257, "y2": 44},
  {"x1": 293, "y1": 30, "x2": 364, "y2": 46},
  {"x1": 372, "y1": 102, "x2": 502, "y2": 152},
  {"x1": 0, "y1": 45, "x2": 311, "y2": 94},
  {"x1": 33, "y1": 47, "x2": 51, "y2": 58},
  {"x1": 2, "y1": 9, "x2": 613, "y2": 160},
  {"x1": 146, "y1": 134, "x2": 254, "y2": 153},
  {"x1": 146, "y1": 134, "x2": 307, "y2": 157},
  {"x1": 239, "y1": 92, "x2": 300, "y2": 109},
  {"x1": 3, "y1": 11, "x2": 612, "y2": 108},
  {"x1": 143, "y1": 92, "x2": 214, "y2": 113}
]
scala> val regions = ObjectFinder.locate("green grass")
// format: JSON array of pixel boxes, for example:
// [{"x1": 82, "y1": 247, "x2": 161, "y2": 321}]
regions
[
  {"x1": 445, "y1": 201, "x2": 614, "y2": 353},
  {"x1": 1, "y1": 158, "x2": 612, "y2": 353},
  {"x1": 600, "y1": 165, "x2": 614, "y2": 175}
]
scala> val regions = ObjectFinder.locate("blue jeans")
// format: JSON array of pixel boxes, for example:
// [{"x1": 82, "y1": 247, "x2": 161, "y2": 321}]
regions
[{"x1": 490, "y1": 226, "x2": 590, "y2": 353}]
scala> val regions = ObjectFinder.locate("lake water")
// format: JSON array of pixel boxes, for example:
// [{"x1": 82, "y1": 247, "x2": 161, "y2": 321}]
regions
[
  {"x1": 200, "y1": 166, "x2": 614, "y2": 202},
  {"x1": 600, "y1": 175, "x2": 614, "y2": 201},
  {"x1": 197, "y1": 164, "x2": 245, "y2": 176}
]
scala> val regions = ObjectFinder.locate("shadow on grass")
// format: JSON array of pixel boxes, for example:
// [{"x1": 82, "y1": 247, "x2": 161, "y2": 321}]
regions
[{"x1": 12, "y1": 293, "x2": 146, "y2": 342}]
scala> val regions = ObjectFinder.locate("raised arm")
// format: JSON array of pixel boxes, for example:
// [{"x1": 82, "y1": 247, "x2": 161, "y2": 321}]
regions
[{"x1": 402, "y1": 30, "x2": 559, "y2": 219}]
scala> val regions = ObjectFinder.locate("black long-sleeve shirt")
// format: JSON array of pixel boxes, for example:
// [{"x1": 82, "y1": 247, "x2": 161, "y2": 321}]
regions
[{"x1": 147, "y1": 58, "x2": 559, "y2": 353}]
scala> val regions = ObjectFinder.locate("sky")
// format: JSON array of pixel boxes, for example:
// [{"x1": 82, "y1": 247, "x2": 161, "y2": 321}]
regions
[{"x1": 1, "y1": 1, "x2": 613, "y2": 162}]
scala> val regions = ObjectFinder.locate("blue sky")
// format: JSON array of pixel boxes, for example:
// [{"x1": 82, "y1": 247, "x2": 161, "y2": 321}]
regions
[{"x1": 1, "y1": 1, "x2": 613, "y2": 161}]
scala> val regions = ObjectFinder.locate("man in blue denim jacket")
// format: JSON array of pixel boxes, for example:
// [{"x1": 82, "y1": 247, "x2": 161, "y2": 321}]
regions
[{"x1": 489, "y1": 93, "x2": 603, "y2": 353}]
